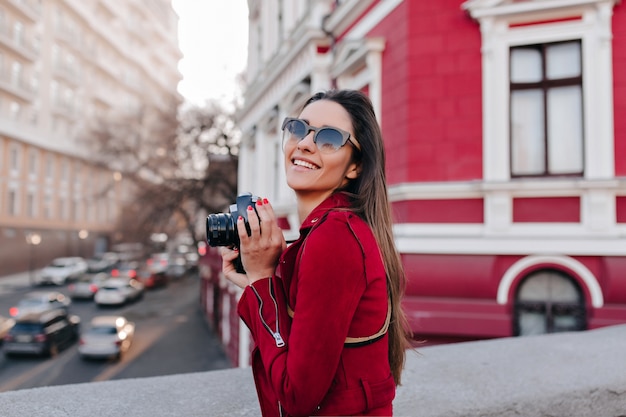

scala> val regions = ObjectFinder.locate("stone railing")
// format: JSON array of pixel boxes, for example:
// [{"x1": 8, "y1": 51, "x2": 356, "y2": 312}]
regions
[{"x1": 0, "y1": 324, "x2": 624, "y2": 417}]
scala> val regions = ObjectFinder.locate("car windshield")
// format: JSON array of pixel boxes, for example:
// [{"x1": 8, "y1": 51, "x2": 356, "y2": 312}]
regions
[
  {"x1": 12, "y1": 323, "x2": 42, "y2": 332},
  {"x1": 19, "y1": 299, "x2": 45, "y2": 307},
  {"x1": 89, "y1": 326, "x2": 117, "y2": 335}
]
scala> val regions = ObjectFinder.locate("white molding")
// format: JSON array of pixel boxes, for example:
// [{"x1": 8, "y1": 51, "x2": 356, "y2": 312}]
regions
[
  {"x1": 496, "y1": 254, "x2": 604, "y2": 307},
  {"x1": 388, "y1": 178, "x2": 626, "y2": 200},
  {"x1": 341, "y1": 0, "x2": 404, "y2": 40},
  {"x1": 393, "y1": 228, "x2": 626, "y2": 257}
]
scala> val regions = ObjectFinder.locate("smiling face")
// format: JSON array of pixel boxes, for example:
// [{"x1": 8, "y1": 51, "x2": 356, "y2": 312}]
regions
[{"x1": 284, "y1": 99, "x2": 360, "y2": 206}]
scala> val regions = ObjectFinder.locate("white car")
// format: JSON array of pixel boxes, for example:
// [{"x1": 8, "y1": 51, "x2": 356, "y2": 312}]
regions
[
  {"x1": 94, "y1": 279, "x2": 144, "y2": 307},
  {"x1": 0, "y1": 315, "x2": 15, "y2": 340},
  {"x1": 9, "y1": 291, "x2": 71, "y2": 319},
  {"x1": 78, "y1": 316, "x2": 135, "y2": 360},
  {"x1": 35, "y1": 257, "x2": 88, "y2": 286},
  {"x1": 68, "y1": 273, "x2": 108, "y2": 300}
]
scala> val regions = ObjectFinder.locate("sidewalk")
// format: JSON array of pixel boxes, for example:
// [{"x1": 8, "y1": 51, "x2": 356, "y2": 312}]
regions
[{"x1": 0, "y1": 270, "x2": 36, "y2": 294}]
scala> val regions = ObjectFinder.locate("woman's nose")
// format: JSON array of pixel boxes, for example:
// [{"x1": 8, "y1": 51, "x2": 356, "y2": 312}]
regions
[{"x1": 296, "y1": 131, "x2": 316, "y2": 151}]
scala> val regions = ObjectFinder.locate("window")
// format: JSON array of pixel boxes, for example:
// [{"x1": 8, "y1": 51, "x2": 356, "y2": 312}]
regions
[
  {"x1": 10, "y1": 146, "x2": 20, "y2": 172},
  {"x1": 513, "y1": 269, "x2": 586, "y2": 336},
  {"x1": 60, "y1": 198, "x2": 67, "y2": 220},
  {"x1": 10, "y1": 102, "x2": 21, "y2": 121},
  {"x1": 27, "y1": 191, "x2": 36, "y2": 217},
  {"x1": 61, "y1": 159, "x2": 68, "y2": 182},
  {"x1": 510, "y1": 41, "x2": 583, "y2": 177},
  {"x1": 8, "y1": 189, "x2": 18, "y2": 216},
  {"x1": 44, "y1": 193, "x2": 53, "y2": 219},
  {"x1": 46, "y1": 154, "x2": 55, "y2": 179},
  {"x1": 463, "y1": 0, "x2": 617, "y2": 182},
  {"x1": 13, "y1": 21, "x2": 23, "y2": 45},
  {"x1": 29, "y1": 149, "x2": 39, "y2": 176}
]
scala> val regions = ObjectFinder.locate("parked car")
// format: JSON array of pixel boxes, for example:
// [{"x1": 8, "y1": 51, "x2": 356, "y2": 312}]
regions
[
  {"x1": 9, "y1": 291, "x2": 71, "y2": 319},
  {"x1": 0, "y1": 315, "x2": 15, "y2": 341},
  {"x1": 94, "y1": 279, "x2": 144, "y2": 307},
  {"x1": 78, "y1": 316, "x2": 135, "y2": 360},
  {"x1": 146, "y1": 253, "x2": 169, "y2": 272},
  {"x1": 3, "y1": 309, "x2": 80, "y2": 357},
  {"x1": 109, "y1": 261, "x2": 141, "y2": 280},
  {"x1": 86, "y1": 255, "x2": 118, "y2": 274},
  {"x1": 34, "y1": 257, "x2": 88, "y2": 286},
  {"x1": 138, "y1": 268, "x2": 168, "y2": 290},
  {"x1": 165, "y1": 255, "x2": 188, "y2": 280},
  {"x1": 68, "y1": 273, "x2": 108, "y2": 300}
]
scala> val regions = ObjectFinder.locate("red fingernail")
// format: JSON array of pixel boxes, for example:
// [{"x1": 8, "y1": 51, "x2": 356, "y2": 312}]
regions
[
  {"x1": 238, "y1": 216, "x2": 243, "y2": 221},
  {"x1": 263, "y1": 198, "x2": 269, "y2": 204},
  {"x1": 247, "y1": 205, "x2": 253, "y2": 211},
  {"x1": 257, "y1": 199, "x2": 263, "y2": 206}
]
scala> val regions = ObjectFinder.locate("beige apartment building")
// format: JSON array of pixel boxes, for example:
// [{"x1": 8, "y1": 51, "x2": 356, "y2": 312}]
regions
[{"x1": 0, "y1": 0, "x2": 182, "y2": 275}]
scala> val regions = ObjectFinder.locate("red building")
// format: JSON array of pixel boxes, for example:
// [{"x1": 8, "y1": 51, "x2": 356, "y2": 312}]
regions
[{"x1": 200, "y1": 0, "x2": 626, "y2": 365}]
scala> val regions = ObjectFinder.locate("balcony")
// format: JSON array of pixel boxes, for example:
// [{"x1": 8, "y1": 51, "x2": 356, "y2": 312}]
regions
[
  {"x1": 0, "y1": 26, "x2": 39, "y2": 61},
  {"x1": 0, "y1": 323, "x2": 623, "y2": 416},
  {"x1": 5, "y1": 0, "x2": 41, "y2": 22},
  {"x1": 0, "y1": 69, "x2": 35, "y2": 101}
]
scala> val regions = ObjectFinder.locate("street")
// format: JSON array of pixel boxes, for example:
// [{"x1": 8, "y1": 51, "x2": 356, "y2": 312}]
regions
[{"x1": 0, "y1": 273, "x2": 232, "y2": 392}]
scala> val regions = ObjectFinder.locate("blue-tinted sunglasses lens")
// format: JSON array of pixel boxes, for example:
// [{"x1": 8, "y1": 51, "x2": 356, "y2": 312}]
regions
[
  {"x1": 315, "y1": 128, "x2": 344, "y2": 151},
  {"x1": 285, "y1": 119, "x2": 346, "y2": 153},
  {"x1": 287, "y1": 119, "x2": 308, "y2": 138}
]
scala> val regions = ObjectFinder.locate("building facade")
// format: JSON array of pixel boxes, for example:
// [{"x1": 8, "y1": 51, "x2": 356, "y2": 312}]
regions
[
  {"x1": 0, "y1": 0, "x2": 182, "y2": 275},
  {"x1": 199, "y1": 0, "x2": 626, "y2": 366}
]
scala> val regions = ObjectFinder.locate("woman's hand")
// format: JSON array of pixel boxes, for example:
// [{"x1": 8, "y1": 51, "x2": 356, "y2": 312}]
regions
[
  {"x1": 238, "y1": 197, "x2": 286, "y2": 284},
  {"x1": 220, "y1": 246, "x2": 249, "y2": 289}
]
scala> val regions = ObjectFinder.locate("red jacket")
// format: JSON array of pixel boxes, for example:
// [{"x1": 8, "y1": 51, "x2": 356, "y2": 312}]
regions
[{"x1": 238, "y1": 193, "x2": 395, "y2": 417}]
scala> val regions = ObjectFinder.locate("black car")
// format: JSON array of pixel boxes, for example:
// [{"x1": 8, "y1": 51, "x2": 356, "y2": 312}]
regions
[{"x1": 3, "y1": 309, "x2": 80, "y2": 357}]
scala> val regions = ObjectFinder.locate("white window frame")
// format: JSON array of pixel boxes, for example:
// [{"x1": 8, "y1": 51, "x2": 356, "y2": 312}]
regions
[{"x1": 463, "y1": 0, "x2": 617, "y2": 182}]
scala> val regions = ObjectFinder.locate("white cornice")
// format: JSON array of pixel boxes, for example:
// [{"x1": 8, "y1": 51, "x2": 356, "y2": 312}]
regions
[
  {"x1": 238, "y1": 27, "x2": 326, "y2": 123},
  {"x1": 462, "y1": 0, "x2": 621, "y2": 19},
  {"x1": 323, "y1": 0, "x2": 377, "y2": 36},
  {"x1": 331, "y1": 37, "x2": 385, "y2": 78}
]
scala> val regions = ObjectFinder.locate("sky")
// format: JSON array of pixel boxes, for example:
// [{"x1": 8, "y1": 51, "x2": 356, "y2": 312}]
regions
[{"x1": 172, "y1": 1, "x2": 249, "y2": 106}]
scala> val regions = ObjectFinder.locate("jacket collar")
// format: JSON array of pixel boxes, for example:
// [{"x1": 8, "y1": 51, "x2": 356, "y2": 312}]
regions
[{"x1": 300, "y1": 192, "x2": 352, "y2": 232}]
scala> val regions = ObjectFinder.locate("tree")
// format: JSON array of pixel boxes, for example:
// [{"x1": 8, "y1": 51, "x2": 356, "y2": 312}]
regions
[{"x1": 85, "y1": 98, "x2": 240, "y2": 251}]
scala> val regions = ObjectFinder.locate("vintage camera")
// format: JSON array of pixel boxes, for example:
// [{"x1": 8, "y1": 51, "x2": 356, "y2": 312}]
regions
[{"x1": 206, "y1": 192, "x2": 258, "y2": 249}]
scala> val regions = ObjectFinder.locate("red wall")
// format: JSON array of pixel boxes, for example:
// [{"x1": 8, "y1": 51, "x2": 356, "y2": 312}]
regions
[
  {"x1": 372, "y1": 1, "x2": 483, "y2": 185},
  {"x1": 512, "y1": 197, "x2": 581, "y2": 222},
  {"x1": 392, "y1": 198, "x2": 484, "y2": 223},
  {"x1": 613, "y1": 2, "x2": 626, "y2": 175}
]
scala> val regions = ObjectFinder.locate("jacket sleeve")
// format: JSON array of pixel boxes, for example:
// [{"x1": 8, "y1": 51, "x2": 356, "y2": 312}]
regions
[{"x1": 238, "y1": 214, "x2": 368, "y2": 416}]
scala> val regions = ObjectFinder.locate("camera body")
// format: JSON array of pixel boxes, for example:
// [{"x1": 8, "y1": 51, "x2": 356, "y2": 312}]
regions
[{"x1": 206, "y1": 192, "x2": 258, "y2": 248}]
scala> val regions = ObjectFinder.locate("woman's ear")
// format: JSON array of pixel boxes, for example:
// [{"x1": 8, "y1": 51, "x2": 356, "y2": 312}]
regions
[{"x1": 345, "y1": 161, "x2": 360, "y2": 180}]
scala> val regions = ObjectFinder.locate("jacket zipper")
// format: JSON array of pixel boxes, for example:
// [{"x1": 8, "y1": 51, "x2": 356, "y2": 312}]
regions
[{"x1": 250, "y1": 278, "x2": 285, "y2": 347}]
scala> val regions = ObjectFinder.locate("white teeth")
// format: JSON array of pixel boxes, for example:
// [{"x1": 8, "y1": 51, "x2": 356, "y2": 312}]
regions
[{"x1": 293, "y1": 159, "x2": 318, "y2": 169}]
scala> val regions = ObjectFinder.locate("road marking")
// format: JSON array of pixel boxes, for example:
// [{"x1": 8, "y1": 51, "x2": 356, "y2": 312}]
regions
[
  {"x1": 0, "y1": 347, "x2": 76, "y2": 392},
  {"x1": 90, "y1": 323, "x2": 169, "y2": 382}
]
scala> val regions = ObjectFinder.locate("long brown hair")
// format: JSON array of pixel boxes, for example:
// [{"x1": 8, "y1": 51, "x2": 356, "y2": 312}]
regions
[{"x1": 303, "y1": 89, "x2": 413, "y2": 385}]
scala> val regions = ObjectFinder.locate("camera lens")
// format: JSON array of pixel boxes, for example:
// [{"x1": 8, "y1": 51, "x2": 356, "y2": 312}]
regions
[{"x1": 206, "y1": 213, "x2": 239, "y2": 247}]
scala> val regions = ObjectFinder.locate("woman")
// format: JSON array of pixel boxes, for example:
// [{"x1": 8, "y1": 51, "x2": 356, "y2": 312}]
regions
[{"x1": 221, "y1": 89, "x2": 412, "y2": 416}]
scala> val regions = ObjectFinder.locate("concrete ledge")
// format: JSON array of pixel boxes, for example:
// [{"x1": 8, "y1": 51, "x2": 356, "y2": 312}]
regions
[{"x1": 0, "y1": 325, "x2": 624, "y2": 416}]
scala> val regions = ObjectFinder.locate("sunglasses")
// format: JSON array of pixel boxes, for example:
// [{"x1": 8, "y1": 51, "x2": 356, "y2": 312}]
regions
[{"x1": 281, "y1": 117, "x2": 361, "y2": 153}]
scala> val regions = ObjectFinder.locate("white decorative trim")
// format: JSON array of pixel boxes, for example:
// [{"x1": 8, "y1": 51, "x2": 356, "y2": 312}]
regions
[
  {"x1": 388, "y1": 178, "x2": 626, "y2": 237},
  {"x1": 496, "y1": 254, "x2": 604, "y2": 308},
  {"x1": 341, "y1": 0, "x2": 405, "y2": 40},
  {"x1": 393, "y1": 229, "x2": 626, "y2": 256}
]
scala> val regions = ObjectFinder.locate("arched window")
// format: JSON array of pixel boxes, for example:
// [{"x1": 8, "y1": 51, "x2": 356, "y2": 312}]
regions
[{"x1": 513, "y1": 269, "x2": 586, "y2": 336}]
